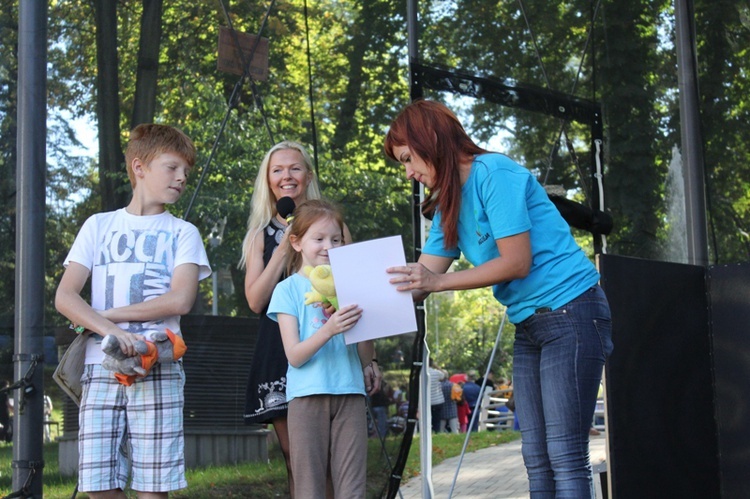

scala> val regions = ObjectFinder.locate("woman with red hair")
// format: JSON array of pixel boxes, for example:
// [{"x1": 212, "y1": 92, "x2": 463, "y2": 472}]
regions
[{"x1": 385, "y1": 99, "x2": 612, "y2": 499}]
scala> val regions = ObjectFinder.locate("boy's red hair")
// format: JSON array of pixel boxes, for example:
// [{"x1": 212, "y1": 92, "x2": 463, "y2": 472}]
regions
[{"x1": 125, "y1": 124, "x2": 196, "y2": 189}]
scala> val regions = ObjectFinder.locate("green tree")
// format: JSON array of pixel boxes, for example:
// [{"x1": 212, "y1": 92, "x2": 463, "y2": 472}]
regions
[
  {"x1": 0, "y1": 0, "x2": 18, "y2": 320},
  {"x1": 2, "y1": 3, "x2": 749, "y2": 495},
  {"x1": 0, "y1": 0, "x2": 105, "y2": 324},
  {"x1": 416, "y1": 0, "x2": 750, "y2": 264},
  {"x1": 424, "y1": 258, "x2": 514, "y2": 377},
  {"x1": 93, "y1": 0, "x2": 129, "y2": 210},
  {"x1": 130, "y1": 0, "x2": 164, "y2": 129},
  {"x1": 596, "y1": 0, "x2": 670, "y2": 259},
  {"x1": 5, "y1": 0, "x2": 749, "y2": 334},
  {"x1": 695, "y1": 0, "x2": 750, "y2": 263}
]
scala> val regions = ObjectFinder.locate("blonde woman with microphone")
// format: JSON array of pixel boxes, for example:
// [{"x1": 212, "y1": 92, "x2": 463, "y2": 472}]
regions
[{"x1": 239, "y1": 141, "x2": 379, "y2": 497}]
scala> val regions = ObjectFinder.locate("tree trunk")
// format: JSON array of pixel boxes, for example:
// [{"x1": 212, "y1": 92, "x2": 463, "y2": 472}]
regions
[
  {"x1": 130, "y1": 0, "x2": 163, "y2": 128},
  {"x1": 598, "y1": 0, "x2": 663, "y2": 259},
  {"x1": 330, "y1": 1, "x2": 375, "y2": 160},
  {"x1": 94, "y1": 0, "x2": 128, "y2": 210}
]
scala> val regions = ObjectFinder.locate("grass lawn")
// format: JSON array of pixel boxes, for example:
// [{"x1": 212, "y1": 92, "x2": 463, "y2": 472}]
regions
[{"x1": 0, "y1": 430, "x2": 519, "y2": 498}]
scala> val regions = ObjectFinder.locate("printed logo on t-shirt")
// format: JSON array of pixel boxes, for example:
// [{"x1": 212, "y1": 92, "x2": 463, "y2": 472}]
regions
[
  {"x1": 310, "y1": 315, "x2": 327, "y2": 331},
  {"x1": 95, "y1": 228, "x2": 177, "y2": 333},
  {"x1": 98, "y1": 229, "x2": 177, "y2": 267},
  {"x1": 474, "y1": 211, "x2": 491, "y2": 246}
]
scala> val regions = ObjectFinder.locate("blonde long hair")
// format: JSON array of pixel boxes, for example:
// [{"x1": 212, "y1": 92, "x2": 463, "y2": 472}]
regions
[{"x1": 239, "y1": 141, "x2": 321, "y2": 269}]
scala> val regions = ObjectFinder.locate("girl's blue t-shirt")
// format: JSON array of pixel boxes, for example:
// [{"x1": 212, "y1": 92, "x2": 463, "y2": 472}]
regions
[
  {"x1": 422, "y1": 153, "x2": 600, "y2": 323},
  {"x1": 267, "y1": 273, "x2": 365, "y2": 401}
]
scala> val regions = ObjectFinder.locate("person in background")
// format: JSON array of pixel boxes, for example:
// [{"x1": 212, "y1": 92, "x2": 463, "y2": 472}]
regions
[
  {"x1": 392, "y1": 349, "x2": 404, "y2": 367},
  {"x1": 440, "y1": 373, "x2": 459, "y2": 433},
  {"x1": 497, "y1": 377, "x2": 512, "y2": 396},
  {"x1": 427, "y1": 360, "x2": 446, "y2": 433},
  {"x1": 462, "y1": 370, "x2": 482, "y2": 432},
  {"x1": 476, "y1": 369, "x2": 496, "y2": 394},
  {"x1": 385, "y1": 99, "x2": 612, "y2": 498},
  {"x1": 392, "y1": 384, "x2": 405, "y2": 407},
  {"x1": 456, "y1": 383, "x2": 470, "y2": 433},
  {"x1": 369, "y1": 379, "x2": 393, "y2": 438}
]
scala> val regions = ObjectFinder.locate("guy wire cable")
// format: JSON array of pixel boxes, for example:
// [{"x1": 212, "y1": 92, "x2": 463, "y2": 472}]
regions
[
  {"x1": 222, "y1": 0, "x2": 276, "y2": 143},
  {"x1": 516, "y1": 0, "x2": 571, "y2": 188},
  {"x1": 516, "y1": 0, "x2": 601, "y2": 198},
  {"x1": 303, "y1": 0, "x2": 320, "y2": 177},
  {"x1": 545, "y1": 0, "x2": 603, "y2": 198},
  {"x1": 183, "y1": 0, "x2": 277, "y2": 220},
  {"x1": 447, "y1": 310, "x2": 508, "y2": 499}
]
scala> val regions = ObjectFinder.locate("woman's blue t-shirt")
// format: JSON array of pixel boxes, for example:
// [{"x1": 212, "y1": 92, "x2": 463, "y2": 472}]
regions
[
  {"x1": 422, "y1": 153, "x2": 600, "y2": 323},
  {"x1": 267, "y1": 273, "x2": 365, "y2": 401}
]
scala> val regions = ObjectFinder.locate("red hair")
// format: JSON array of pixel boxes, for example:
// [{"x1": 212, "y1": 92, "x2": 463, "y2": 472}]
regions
[
  {"x1": 283, "y1": 199, "x2": 345, "y2": 275},
  {"x1": 125, "y1": 124, "x2": 196, "y2": 189},
  {"x1": 384, "y1": 100, "x2": 487, "y2": 248}
]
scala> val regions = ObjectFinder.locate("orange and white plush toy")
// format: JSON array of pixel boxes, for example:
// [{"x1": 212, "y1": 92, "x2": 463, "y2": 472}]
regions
[{"x1": 101, "y1": 329, "x2": 187, "y2": 386}]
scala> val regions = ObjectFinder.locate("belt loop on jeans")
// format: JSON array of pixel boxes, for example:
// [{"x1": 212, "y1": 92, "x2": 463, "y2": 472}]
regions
[{"x1": 534, "y1": 307, "x2": 552, "y2": 315}]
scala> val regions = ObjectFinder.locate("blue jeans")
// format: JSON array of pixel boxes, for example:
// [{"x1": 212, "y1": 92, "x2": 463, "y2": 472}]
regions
[
  {"x1": 372, "y1": 405, "x2": 388, "y2": 438},
  {"x1": 513, "y1": 285, "x2": 613, "y2": 499}
]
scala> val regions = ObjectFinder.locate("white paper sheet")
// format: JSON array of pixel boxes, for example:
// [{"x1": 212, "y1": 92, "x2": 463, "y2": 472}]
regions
[{"x1": 328, "y1": 235, "x2": 417, "y2": 344}]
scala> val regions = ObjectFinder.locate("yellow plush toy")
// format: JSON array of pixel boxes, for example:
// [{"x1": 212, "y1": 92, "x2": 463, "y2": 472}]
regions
[{"x1": 303, "y1": 264, "x2": 339, "y2": 310}]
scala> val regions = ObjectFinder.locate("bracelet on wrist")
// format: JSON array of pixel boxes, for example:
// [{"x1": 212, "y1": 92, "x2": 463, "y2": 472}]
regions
[
  {"x1": 371, "y1": 358, "x2": 378, "y2": 363},
  {"x1": 69, "y1": 323, "x2": 86, "y2": 335}
]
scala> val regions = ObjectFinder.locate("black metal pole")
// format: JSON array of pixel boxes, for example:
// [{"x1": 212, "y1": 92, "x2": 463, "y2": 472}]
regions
[
  {"x1": 409, "y1": 1, "x2": 432, "y2": 497},
  {"x1": 674, "y1": 0, "x2": 709, "y2": 266},
  {"x1": 13, "y1": 0, "x2": 48, "y2": 496},
  {"x1": 407, "y1": 0, "x2": 421, "y2": 100},
  {"x1": 384, "y1": 2, "x2": 428, "y2": 498}
]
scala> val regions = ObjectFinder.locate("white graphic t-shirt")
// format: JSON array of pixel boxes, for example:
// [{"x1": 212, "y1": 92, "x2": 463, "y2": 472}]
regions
[{"x1": 64, "y1": 208, "x2": 211, "y2": 364}]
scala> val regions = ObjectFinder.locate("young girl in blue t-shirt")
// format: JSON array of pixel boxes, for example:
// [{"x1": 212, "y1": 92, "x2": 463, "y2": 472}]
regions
[{"x1": 267, "y1": 199, "x2": 374, "y2": 498}]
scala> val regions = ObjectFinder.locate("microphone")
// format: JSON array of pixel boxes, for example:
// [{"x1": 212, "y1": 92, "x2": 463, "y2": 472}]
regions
[
  {"x1": 276, "y1": 196, "x2": 296, "y2": 224},
  {"x1": 547, "y1": 194, "x2": 614, "y2": 235}
]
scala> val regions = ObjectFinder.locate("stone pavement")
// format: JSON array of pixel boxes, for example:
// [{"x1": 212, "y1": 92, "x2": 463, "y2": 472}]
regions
[{"x1": 397, "y1": 433, "x2": 608, "y2": 499}]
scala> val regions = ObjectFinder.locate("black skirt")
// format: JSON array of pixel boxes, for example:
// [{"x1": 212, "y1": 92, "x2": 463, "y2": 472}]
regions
[{"x1": 243, "y1": 312, "x2": 289, "y2": 424}]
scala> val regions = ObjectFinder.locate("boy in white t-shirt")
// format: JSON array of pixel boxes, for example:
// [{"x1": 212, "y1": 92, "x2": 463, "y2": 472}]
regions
[{"x1": 55, "y1": 124, "x2": 211, "y2": 498}]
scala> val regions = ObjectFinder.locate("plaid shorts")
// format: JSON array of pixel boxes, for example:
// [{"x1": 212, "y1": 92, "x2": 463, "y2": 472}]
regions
[{"x1": 78, "y1": 362, "x2": 187, "y2": 493}]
